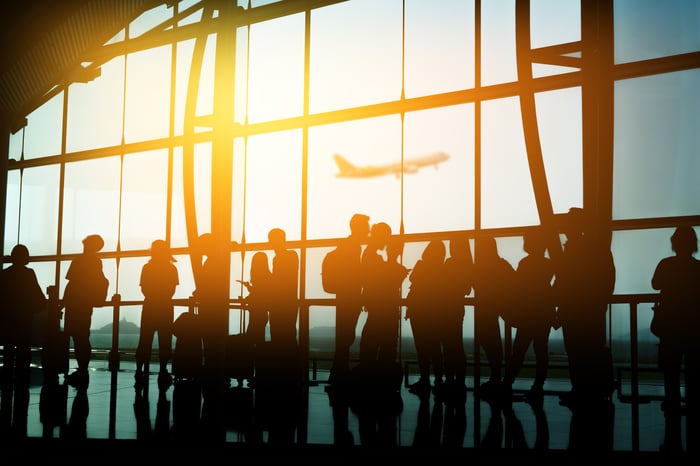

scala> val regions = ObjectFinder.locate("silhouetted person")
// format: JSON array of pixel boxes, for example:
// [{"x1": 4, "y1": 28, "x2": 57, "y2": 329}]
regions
[
  {"x1": 358, "y1": 223, "x2": 407, "y2": 389},
  {"x1": 238, "y1": 250, "x2": 272, "y2": 387},
  {"x1": 473, "y1": 236, "x2": 514, "y2": 399},
  {"x1": 406, "y1": 239, "x2": 447, "y2": 397},
  {"x1": 267, "y1": 228, "x2": 300, "y2": 350},
  {"x1": 239, "y1": 251, "x2": 272, "y2": 348},
  {"x1": 0, "y1": 244, "x2": 47, "y2": 437},
  {"x1": 135, "y1": 239, "x2": 179, "y2": 390},
  {"x1": 441, "y1": 234, "x2": 474, "y2": 398},
  {"x1": 192, "y1": 233, "x2": 230, "y2": 441},
  {"x1": 504, "y1": 230, "x2": 556, "y2": 399},
  {"x1": 553, "y1": 207, "x2": 615, "y2": 406},
  {"x1": 329, "y1": 213, "x2": 370, "y2": 387},
  {"x1": 63, "y1": 234, "x2": 108, "y2": 387},
  {"x1": 651, "y1": 225, "x2": 700, "y2": 452},
  {"x1": 193, "y1": 233, "x2": 229, "y2": 377}
]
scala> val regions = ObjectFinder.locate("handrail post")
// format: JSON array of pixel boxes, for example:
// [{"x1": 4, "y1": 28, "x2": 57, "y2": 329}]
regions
[{"x1": 108, "y1": 294, "x2": 122, "y2": 373}]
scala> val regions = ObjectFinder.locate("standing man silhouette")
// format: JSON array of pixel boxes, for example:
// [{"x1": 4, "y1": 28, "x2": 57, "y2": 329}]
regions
[
  {"x1": 0, "y1": 244, "x2": 47, "y2": 436},
  {"x1": 329, "y1": 213, "x2": 370, "y2": 387},
  {"x1": 135, "y1": 240, "x2": 179, "y2": 390},
  {"x1": 267, "y1": 228, "x2": 300, "y2": 350},
  {"x1": 63, "y1": 234, "x2": 108, "y2": 387},
  {"x1": 554, "y1": 207, "x2": 616, "y2": 405}
]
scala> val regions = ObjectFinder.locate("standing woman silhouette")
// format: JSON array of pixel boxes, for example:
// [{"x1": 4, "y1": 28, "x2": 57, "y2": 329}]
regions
[{"x1": 651, "y1": 226, "x2": 700, "y2": 424}]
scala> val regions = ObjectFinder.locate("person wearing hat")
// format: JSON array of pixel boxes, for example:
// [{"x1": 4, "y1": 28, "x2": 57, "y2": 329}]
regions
[
  {"x1": 63, "y1": 234, "x2": 108, "y2": 387},
  {"x1": 0, "y1": 244, "x2": 47, "y2": 436},
  {"x1": 134, "y1": 239, "x2": 179, "y2": 390}
]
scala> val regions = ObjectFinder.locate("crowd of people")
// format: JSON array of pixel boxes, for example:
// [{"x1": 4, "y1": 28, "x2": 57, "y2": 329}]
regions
[{"x1": 1, "y1": 211, "x2": 698, "y2": 446}]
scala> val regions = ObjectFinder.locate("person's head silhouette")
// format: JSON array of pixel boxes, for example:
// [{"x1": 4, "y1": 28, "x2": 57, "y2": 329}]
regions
[
  {"x1": 82, "y1": 234, "x2": 104, "y2": 253},
  {"x1": 670, "y1": 225, "x2": 698, "y2": 256},
  {"x1": 9, "y1": 244, "x2": 30, "y2": 265}
]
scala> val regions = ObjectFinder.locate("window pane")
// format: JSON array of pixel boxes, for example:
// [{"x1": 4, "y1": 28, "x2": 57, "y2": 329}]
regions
[
  {"x1": 244, "y1": 130, "x2": 302, "y2": 243},
  {"x1": 481, "y1": 0, "x2": 517, "y2": 86},
  {"x1": 66, "y1": 56, "x2": 125, "y2": 152},
  {"x1": 3, "y1": 170, "x2": 20, "y2": 253},
  {"x1": 24, "y1": 93, "x2": 63, "y2": 159},
  {"x1": 536, "y1": 87, "x2": 583, "y2": 214},
  {"x1": 613, "y1": 70, "x2": 700, "y2": 220},
  {"x1": 62, "y1": 157, "x2": 121, "y2": 254},
  {"x1": 481, "y1": 97, "x2": 539, "y2": 228},
  {"x1": 614, "y1": 0, "x2": 700, "y2": 64},
  {"x1": 307, "y1": 116, "x2": 401, "y2": 240},
  {"x1": 124, "y1": 46, "x2": 172, "y2": 143},
  {"x1": 120, "y1": 150, "x2": 169, "y2": 251},
  {"x1": 531, "y1": 0, "x2": 580, "y2": 49},
  {"x1": 17, "y1": 165, "x2": 61, "y2": 256},
  {"x1": 247, "y1": 14, "x2": 305, "y2": 123},
  {"x1": 404, "y1": 0, "x2": 475, "y2": 97},
  {"x1": 403, "y1": 105, "x2": 475, "y2": 233},
  {"x1": 310, "y1": 0, "x2": 402, "y2": 113},
  {"x1": 611, "y1": 227, "x2": 690, "y2": 295}
]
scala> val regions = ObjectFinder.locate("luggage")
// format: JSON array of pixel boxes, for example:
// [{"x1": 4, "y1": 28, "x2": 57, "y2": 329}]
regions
[{"x1": 172, "y1": 312, "x2": 202, "y2": 381}]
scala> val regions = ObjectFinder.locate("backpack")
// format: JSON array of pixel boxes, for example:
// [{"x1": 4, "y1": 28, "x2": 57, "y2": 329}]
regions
[{"x1": 321, "y1": 247, "x2": 342, "y2": 294}]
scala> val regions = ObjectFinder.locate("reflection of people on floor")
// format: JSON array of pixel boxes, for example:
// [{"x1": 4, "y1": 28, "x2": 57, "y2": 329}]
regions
[
  {"x1": 525, "y1": 395, "x2": 550, "y2": 451},
  {"x1": 350, "y1": 387, "x2": 403, "y2": 447},
  {"x1": 0, "y1": 244, "x2": 47, "y2": 437},
  {"x1": 65, "y1": 387, "x2": 89, "y2": 440},
  {"x1": 326, "y1": 384, "x2": 355, "y2": 446},
  {"x1": 567, "y1": 397, "x2": 614, "y2": 452},
  {"x1": 171, "y1": 378, "x2": 201, "y2": 443},
  {"x1": 412, "y1": 395, "x2": 443, "y2": 448},
  {"x1": 132, "y1": 383, "x2": 172, "y2": 442},
  {"x1": 442, "y1": 397, "x2": 467, "y2": 449}
]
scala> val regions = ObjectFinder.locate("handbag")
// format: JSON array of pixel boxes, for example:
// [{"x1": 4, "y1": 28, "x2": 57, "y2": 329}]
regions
[{"x1": 650, "y1": 302, "x2": 668, "y2": 338}]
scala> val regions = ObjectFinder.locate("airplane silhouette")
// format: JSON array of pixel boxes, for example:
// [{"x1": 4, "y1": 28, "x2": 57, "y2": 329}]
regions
[{"x1": 333, "y1": 152, "x2": 450, "y2": 178}]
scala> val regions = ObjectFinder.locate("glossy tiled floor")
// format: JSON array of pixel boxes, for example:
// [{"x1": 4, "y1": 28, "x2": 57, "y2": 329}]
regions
[{"x1": 1, "y1": 355, "x2": 692, "y2": 464}]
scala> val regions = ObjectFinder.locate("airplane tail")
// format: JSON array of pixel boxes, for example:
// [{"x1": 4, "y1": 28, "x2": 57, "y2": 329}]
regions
[{"x1": 333, "y1": 154, "x2": 357, "y2": 176}]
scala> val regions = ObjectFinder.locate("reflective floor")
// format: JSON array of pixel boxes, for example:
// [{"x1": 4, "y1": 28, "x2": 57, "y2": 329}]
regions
[{"x1": 1, "y1": 354, "x2": 693, "y2": 464}]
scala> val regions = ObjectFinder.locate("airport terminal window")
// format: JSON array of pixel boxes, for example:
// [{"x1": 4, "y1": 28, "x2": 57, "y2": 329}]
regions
[{"x1": 2, "y1": 0, "x2": 700, "y2": 355}]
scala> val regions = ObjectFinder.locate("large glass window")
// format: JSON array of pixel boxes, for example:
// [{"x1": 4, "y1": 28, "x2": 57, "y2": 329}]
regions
[{"x1": 2, "y1": 1, "x2": 699, "y2": 377}]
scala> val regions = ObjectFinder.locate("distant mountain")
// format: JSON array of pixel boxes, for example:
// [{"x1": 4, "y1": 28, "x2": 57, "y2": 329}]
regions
[{"x1": 93, "y1": 318, "x2": 140, "y2": 334}]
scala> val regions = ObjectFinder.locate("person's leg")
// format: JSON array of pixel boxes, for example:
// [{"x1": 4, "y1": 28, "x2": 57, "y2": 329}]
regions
[
  {"x1": 504, "y1": 329, "x2": 530, "y2": 385},
  {"x1": 11, "y1": 344, "x2": 32, "y2": 437},
  {"x1": 0, "y1": 346, "x2": 17, "y2": 430},
  {"x1": 531, "y1": 325, "x2": 551, "y2": 390}
]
